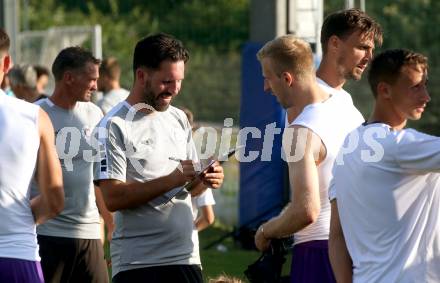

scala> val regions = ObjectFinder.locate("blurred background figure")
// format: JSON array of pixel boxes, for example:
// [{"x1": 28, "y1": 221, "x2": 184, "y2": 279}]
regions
[
  {"x1": 8, "y1": 64, "x2": 40, "y2": 102},
  {"x1": 192, "y1": 190, "x2": 216, "y2": 231},
  {"x1": 34, "y1": 65, "x2": 50, "y2": 97},
  {"x1": 96, "y1": 57, "x2": 129, "y2": 114}
]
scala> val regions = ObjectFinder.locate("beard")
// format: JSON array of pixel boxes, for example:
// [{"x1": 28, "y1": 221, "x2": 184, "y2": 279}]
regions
[
  {"x1": 344, "y1": 66, "x2": 363, "y2": 81},
  {"x1": 345, "y1": 70, "x2": 362, "y2": 81},
  {"x1": 337, "y1": 56, "x2": 363, "y2": 81},
  {"x1": 142, "y1": 80, "x2": 172, "y2": 112}
]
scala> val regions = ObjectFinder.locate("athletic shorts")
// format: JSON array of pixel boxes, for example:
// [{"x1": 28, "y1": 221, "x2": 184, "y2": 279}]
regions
[
  {"x1": 0, "y1": 257, "x2": 44, "y2": 283},
  {"x1": 112, "y1": 264, "x2": 203, "y2": 283},
  {"x1": 37, "y1": 235, "x2": 109, "y2": 283},
  {"x1": 290, "y1": 240, "x2": 336, "y2": 283}
]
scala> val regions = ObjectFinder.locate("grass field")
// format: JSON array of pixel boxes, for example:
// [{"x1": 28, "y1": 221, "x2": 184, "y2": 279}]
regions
[
  {"x1": 199, "y1": 225, "x2": 292, "y2": 282},
  {"x1": 104, "y1": 223, "x2": 292, "y2": 282}
]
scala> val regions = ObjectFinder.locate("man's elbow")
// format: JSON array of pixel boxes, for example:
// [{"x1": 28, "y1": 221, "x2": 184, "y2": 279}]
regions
[
  {"x1": 207, "y1": 215, "x2": 215, "y2": 225},
  {"x1": 302, "y1": 206, "x2": 320, "y2": 226},
  {"x1": 282, "y1": 205, "x2": 320, "y2": 234},
  {"x1": 103, "y1": 197, "x2": 121, "y2": 212},
  {"x1": 106, "y1": 204, "x2": 119, "y2": 213}
]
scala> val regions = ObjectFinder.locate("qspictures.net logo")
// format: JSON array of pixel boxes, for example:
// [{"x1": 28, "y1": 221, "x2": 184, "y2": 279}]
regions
[{"x1": 55, "y1": 102, "x2": 387, "y2": 172}]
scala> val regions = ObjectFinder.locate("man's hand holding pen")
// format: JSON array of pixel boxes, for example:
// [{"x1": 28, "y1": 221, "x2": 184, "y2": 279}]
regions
[
  {"x1": 169, "y1": 157, "x2": 225, "y2": 193},
  {"x1": 169, "y1": 159, "x2": 199, "y2": 187}
]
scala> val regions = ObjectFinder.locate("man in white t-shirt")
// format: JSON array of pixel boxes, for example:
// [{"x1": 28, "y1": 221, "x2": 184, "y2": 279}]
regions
[
  {"x1": 317, "y1": 8, "x2": 382, "y2": 91},
  {"x1": 329, "y1": 49, "x2": 439, "y2": 283},
  {"x1": 286, "y1": 9, "x2": 383, "y2": 125},
  {"x1": 254, "y1": 34, "x2": 363, "y2": 283},
  {"x1": 316, "y1": 8, "x2": 382, "y2": 106},
  {"x1": 96, "y1": 57, "x2": 129, "y2": 115}
]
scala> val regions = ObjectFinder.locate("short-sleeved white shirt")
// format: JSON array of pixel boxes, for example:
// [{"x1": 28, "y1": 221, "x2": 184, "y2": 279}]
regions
[{"x1": 330, "y1": 123, "x2": 440, "y2": 282}]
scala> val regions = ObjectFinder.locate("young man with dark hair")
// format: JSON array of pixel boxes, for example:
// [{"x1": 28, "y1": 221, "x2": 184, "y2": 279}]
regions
[
  {"x1": 287, "y1": 9, "x2": 383, "y2": 124},
  {"x1": 0, "y1": 28, "x2": 64, "y2": 283},
  {"x1": 329, "y1": 49, "x2": 439, "y2": 282},
  {"x1": 94, "y1": 33, "x2": 224, "y2": 283},
  {"x1": 96, "y1": 57, "x2": 129, "y2": 114},
  {"x1": 254, "y1": 34, "x2": 363, "y2": 283},
  {"x1": 34, "y1": 46, "x2": 110, "y2": 282},
  {"x1": 318, "y1": 8, "x2": 383, "y2": 88}
]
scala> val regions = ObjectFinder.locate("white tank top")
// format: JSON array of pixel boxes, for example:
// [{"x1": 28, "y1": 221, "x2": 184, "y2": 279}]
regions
[
  {"x1": 0, "y1": 93, "x2": 41, "y2": 261},
  {"x1": 288, "y1": 93, "x2": 364, "y2": 244}
]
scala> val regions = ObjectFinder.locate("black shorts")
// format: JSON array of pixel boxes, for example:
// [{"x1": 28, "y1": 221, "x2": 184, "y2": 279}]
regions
[
  {"x1": 37, "y1": 235, "x2": 109, "y2": 283},
  {"x1": 113, "y1": 264, "x2": 203, "y2": 283}
]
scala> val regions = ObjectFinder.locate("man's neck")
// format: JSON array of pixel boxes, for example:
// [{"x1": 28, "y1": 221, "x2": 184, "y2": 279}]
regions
[
  {"x1": 125, "y1": 90, "x2": 155, "y2": 115},
  {"x1": 294, "y1": 80, "x2": 330, "y2": 113},
  {"x1": 50, "y1": 87, "x2": 77, "y2": 110},
  {"x1": 104, "y1": 81, "x2": 121, "y2": 94},
  {"x1": 316, "y1": 58, "x2": 346, "y2": 90},
  {"x1": 369, "y1": 104, "x2": 407, "y2": 131},
  {"x1": 25, "y1": 90, "x2": 39, "y2": 103}
]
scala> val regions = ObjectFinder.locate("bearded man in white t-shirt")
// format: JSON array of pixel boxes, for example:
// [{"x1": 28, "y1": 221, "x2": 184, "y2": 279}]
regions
[
  {"x1": 329, "y1": 49, "x2": 439, "y2": 283},
  {"x1": 286, "y1": 9, "x2": 383, "y2": 125}
]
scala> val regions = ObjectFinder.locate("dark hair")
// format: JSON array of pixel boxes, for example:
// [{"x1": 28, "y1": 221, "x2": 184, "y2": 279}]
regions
[
  {"x1": 8, "y1": 64, "x2": 37, "y2": 89},
  {"x1": 0, "y1": 28, "x2": 10, "y2": 53},
  {"x1": 34, "y1": 65, "x2": 50, "y2": 79},
  {"x1": 368, "y1": 49, "x2": 428, "y2": 98},
  {"x1": 321, "y1": 8, "x2": 383, "y2": 54},
  {"x1": 133, "y1": 33, "x2": 189, "y2": 73},
  {"x1": 100, "y1": 57, "x2": 121, "y2": 80},
  {"x1": 52, "y1": 46, "x2": 101, "y2": 81}
]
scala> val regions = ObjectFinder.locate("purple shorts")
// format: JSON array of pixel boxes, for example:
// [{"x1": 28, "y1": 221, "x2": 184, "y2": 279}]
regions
[
  {"x1": 290, "y1": 240, "x2": 336, "y2": 283},
  {"x1": 0, "y1": 257, "x2": 44, "y2": 283}
]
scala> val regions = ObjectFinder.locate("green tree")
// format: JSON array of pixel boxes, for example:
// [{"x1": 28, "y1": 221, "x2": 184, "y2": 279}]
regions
[
  {"x1": 26, "y1": 0, "x2": 248, "y2": 122},
  {"x1": 25, "y1": 0, "x2": 440, "y2": 128}
]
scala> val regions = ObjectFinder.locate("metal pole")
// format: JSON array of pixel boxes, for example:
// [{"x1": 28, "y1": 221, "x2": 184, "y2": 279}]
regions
[
  {"x1": 345, "y1": 0, "x2": 354, "y2": 9},
  {"x1": 92, "y1": 24, "x2": 102, "y2": 59},
  {"x1": 2, "y1": 0, "x2": 19, "y2": 63},
  {"x1": 360, "y1": 0, "x2": 366, "y2": 11},
  {"x1": 345, "y1": 0, "x2": 366, "y2": 10}
]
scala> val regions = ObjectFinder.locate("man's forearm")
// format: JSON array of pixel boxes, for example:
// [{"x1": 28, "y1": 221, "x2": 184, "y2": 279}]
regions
[
  {"x1": 329, "y1": 234, "x2": 353, "y2": 282},
  {"x1": 30, "y1": 194, "x2": 62, "y2": 225},
  {"x1": 263, "y1": 202, "x2": 317, "y2": 239},
  {"x1": 329, "y1": 200, "x2": 353, "y2": 282},
  {"x1": 101, "y1": 175, "x2": 181, "y2": 211},
  {"x1": 95, "y1": 187, "x2": 114, "y2": 231}
]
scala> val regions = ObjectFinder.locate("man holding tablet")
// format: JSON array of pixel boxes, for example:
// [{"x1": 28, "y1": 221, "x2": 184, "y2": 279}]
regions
[{"x1": 94, "y1": 33, "x2": 224, "y2": 283}]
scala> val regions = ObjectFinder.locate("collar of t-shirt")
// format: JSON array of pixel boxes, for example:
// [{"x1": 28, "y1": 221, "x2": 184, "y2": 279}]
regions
[{"x1": 316, "y1": 77, "x2": 350, "y2": 96}]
